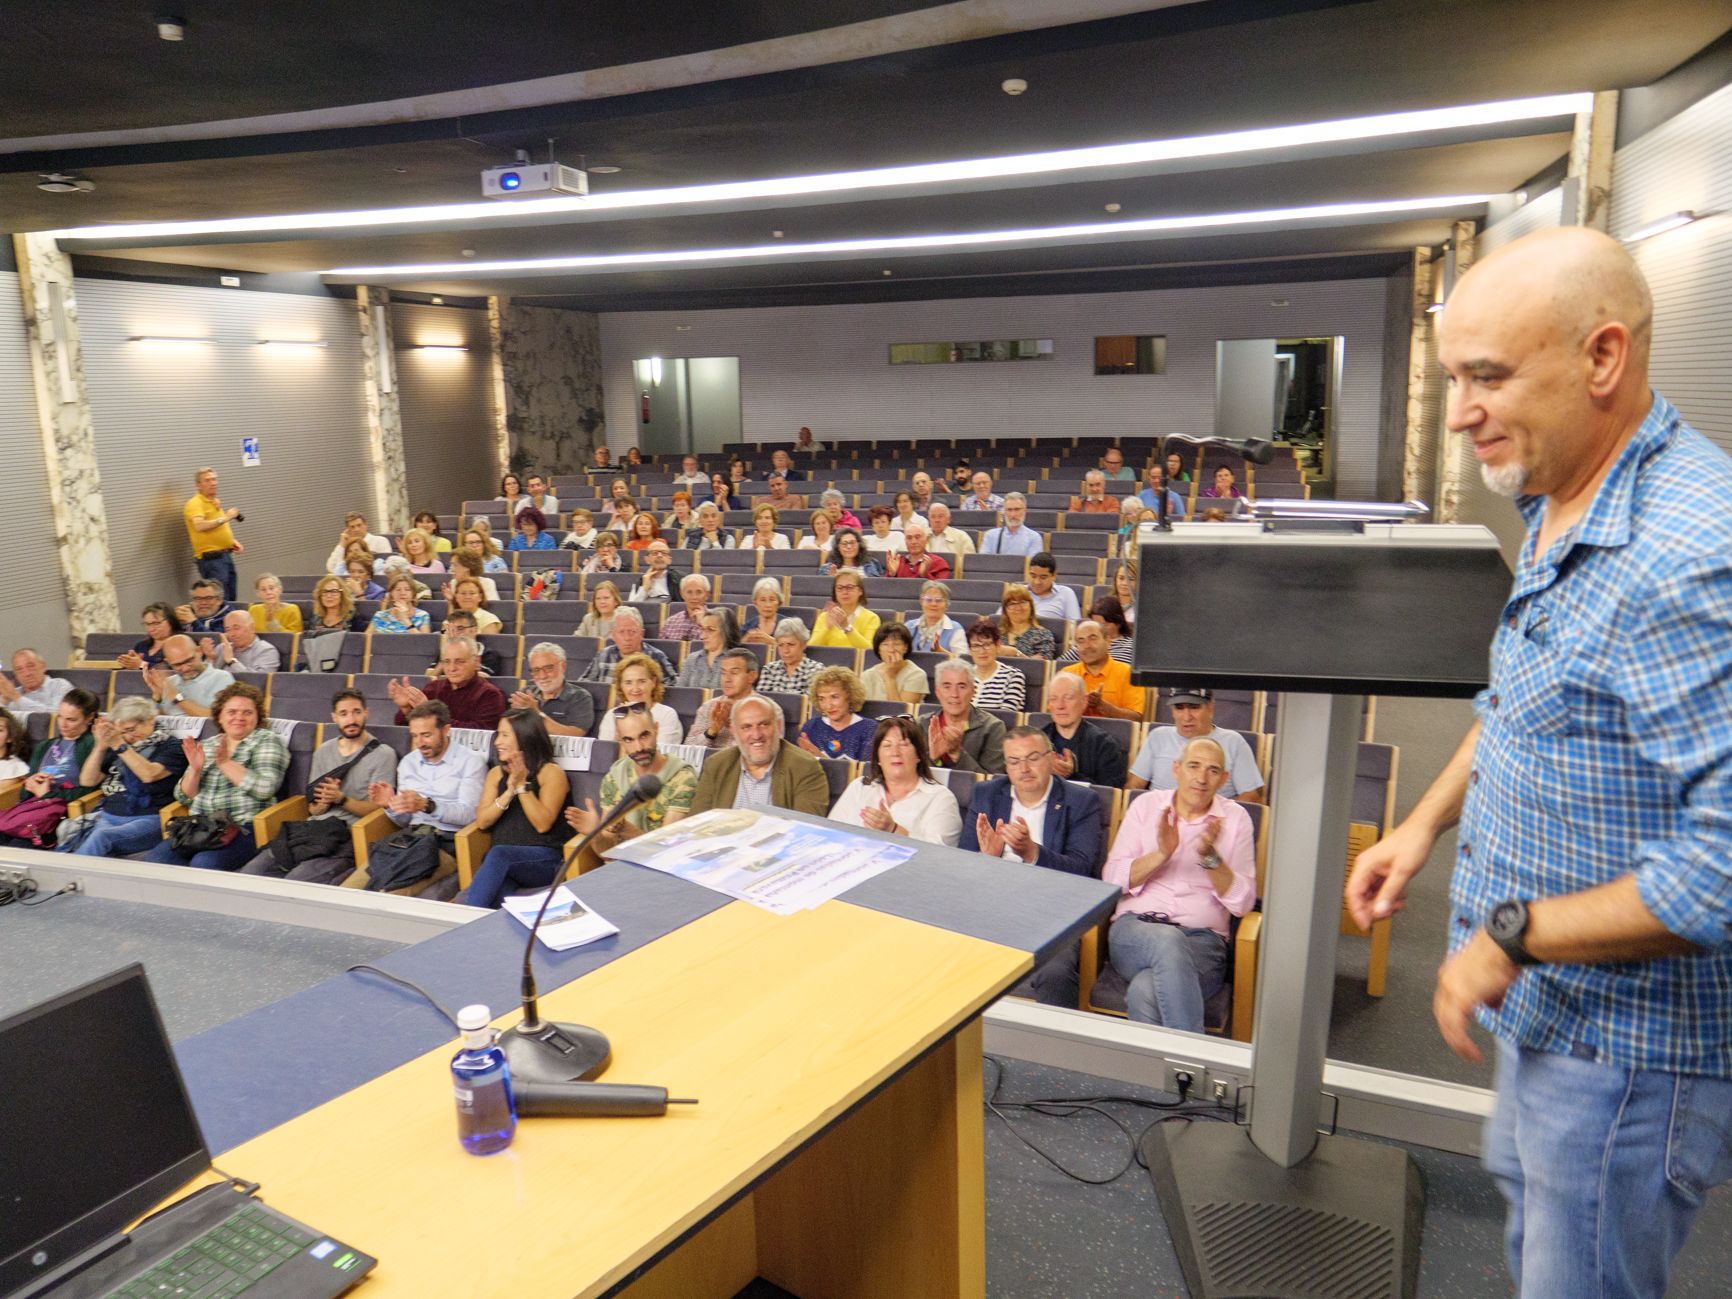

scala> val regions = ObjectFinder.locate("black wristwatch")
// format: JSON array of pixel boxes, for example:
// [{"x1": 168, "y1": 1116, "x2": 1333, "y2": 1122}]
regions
[
  {"x1": 1485, "y1": 899, "x2": 1540, "y2": 966},
  {"x1": 423, "y1": 797, "x2": 438, "y2": 817}
]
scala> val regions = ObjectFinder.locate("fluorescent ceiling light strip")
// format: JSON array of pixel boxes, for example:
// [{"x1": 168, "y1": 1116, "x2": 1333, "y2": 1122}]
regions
[
  {"x1": 258, "y1": 339, "x2": 328, "y2": 347},
  {"x1": 326, "y1": 194, "x2": 1494, "y2": 277},
  {"x1": 130, "y1": 335, "x2": 210, "y2": 344},
  {"x1": 47, "y1": 94, "x2": 1585, "y2": 242},
  {"x1": 410, "y1": 344, "x2": 469, "y2": 352},
  {"x1": 1624, "y1": 210, "x2": 1698, "y2": 242}
]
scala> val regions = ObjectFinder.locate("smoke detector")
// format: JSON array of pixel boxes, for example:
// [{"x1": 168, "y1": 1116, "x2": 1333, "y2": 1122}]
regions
[{"x1": 37, "y1": 173, "x2": 95, "y2": 193}]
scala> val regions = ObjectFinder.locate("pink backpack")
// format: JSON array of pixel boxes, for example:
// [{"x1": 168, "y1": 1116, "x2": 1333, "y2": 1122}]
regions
[{"x1": 0, "y1": 797, "x2": 68, "y2": 847}]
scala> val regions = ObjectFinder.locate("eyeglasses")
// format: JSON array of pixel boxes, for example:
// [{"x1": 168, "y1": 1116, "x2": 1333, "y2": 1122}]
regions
[
  {"x1": 611, "y1": 701, "x2": 650, "y2": 715},
  {"x1": 1004, "y1": 753, "x2": 1051, "y2": 769},
  {"x1": 166, "y1": 656, "x2": 199, "y2": 671}
]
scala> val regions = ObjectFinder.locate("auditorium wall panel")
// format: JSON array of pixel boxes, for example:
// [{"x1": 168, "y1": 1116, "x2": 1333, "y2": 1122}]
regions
[
  {"x1": 1611, "y1": 79, "x2": 1732, "y2": 457},
  {"x1": 391, "y1": 301, "x2": 500, "y2": 512},
  {"x1": 76, "y1": 279, "x2": 373, "y2": 623},
  {"x1": 597, "y1": 277, "x2": 1390, "y2": 496},
  {"x1": 0, "y1": 271, "x2": 74, "y2": 660}
]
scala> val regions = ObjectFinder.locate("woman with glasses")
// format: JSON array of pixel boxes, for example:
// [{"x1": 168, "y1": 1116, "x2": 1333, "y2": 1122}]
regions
[
  {"x1": 861, "y1": 623, "x2": 927, "y2": 706},
  {"x1": 998, "y1": 583, "x2": 1056, "y2": 659},
  {"x1": 581, "y1": 531, "x2": 624, "y2": 575},
  {"x1": 577, "y1": 580, "x2": 623, "y2": 639},
  {"x1": 117, "y1": 603, "x2": 185, "y2": 671},
  {"x1": 463, "y1": 527, "x2": 510, "y2": 573},
  {"x1": 909, "y1": 581, "x2": 966, "y2": 655},
  {"x1": 964, "y1": 618, "x2": 1026, "y2": 712},
  {"x1": 797, "y1": 667, "x2": 877, "y2": 760},
  {"x1": 827, "y1": 716, "x2": 961, "y2": 846},
  {"x1": 597, "y1": 652, "x2": 682, "y2": 745},
  {"x1": 809, "y1": 572, "x2": 879, "y2": 650},
  {"x1": 822, "y1": 527, "x2": 882, "y2": 578},
  {"x1": 448, "y1": 578, "x2": 502, "y2": 635},
  {"x1": 248, "y1": 574, "x2": 302, "y2": 634},
  {"x1": 57, "y1": 696, "x2": 189, "y2": 858},
  {"x1": 676, "y1": 609, "x2": 739, "y2": 689},
  {"x1": 758, "y1": 618, "x2": 821, "y2": 695}
]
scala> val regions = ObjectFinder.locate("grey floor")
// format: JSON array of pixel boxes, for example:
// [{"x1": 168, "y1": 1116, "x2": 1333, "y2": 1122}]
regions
[{"x1": 0, "y1": 893, "x2": 403, "y2": 1040}]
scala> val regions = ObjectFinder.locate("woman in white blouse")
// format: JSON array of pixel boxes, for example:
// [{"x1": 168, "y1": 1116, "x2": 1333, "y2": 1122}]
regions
[
  {"x1": 828, "y1": 716, "x2": 962, "y2": 847},
  {"x1": 743, "y1": 503, "x2": 791, "y2": 550},
  {"x1": 596, "y1": 654, "x2": 683, "y2": 746}
]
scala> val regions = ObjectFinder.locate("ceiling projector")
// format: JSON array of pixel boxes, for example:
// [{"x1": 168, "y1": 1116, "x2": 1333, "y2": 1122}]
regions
[{"x1": 482, "y1": 163, "x2": 589, "y2": 199}]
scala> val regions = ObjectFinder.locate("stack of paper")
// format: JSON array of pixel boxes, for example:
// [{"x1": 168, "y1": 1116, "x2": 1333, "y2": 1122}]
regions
[{"x1": 503, "y1": 886, "x2": 619, "y2": 951}]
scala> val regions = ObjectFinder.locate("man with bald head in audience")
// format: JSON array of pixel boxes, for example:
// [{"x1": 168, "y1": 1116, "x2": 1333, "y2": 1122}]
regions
[
  {"x1": 1346, "y1": 227, "x2": 1732, "y2": 1299},
  {"x1": 924, "y1": 501, "x2": 975, "y2": 556}
]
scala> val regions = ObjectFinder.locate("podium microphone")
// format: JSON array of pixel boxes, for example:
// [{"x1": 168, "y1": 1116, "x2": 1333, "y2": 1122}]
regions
[{"x1": 496, "y1": 772, "x2": 663, "y2": 1085}]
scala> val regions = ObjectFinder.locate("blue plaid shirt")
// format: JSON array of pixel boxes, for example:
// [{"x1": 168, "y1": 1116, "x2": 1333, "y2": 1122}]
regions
[{"x1": 1452, "y1": 393, "x2": 1732, "y2": 1076}]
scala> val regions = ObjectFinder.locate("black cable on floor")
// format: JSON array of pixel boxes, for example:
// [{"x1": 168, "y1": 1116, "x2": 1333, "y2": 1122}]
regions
[
  {"x1": 347, "y1": 962, "x2": 461, "y2": 1031},
  {"x1": 982, "y1": 1054, "x2": 1234, "y2": 1186}
]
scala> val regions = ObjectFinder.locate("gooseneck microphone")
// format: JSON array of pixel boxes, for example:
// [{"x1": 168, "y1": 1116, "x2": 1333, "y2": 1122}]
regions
[
  {"x1": 1153, "y1": 433, "x2": 1276, "y2": 531},
  {"x1": 496, "y1": 773, "x2": 663, "y2": 1085}
]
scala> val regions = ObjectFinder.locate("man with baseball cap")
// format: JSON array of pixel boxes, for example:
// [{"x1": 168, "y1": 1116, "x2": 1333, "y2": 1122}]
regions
[{"x1": 1126, "y1": 687, "x2": 1263, "y2": 802}]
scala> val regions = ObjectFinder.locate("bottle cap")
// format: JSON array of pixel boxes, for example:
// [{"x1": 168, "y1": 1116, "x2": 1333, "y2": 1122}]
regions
[{"x1": 457, "y1": 1004, "x2": 492, "y2": 1032}]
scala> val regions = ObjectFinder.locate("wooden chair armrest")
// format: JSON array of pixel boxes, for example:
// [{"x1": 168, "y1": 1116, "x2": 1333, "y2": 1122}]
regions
[
  {"x1": 160, "y1": 801, "x2": 189, "y2": 829},
  {"x1": 1076, "y1": 917, "x2": 1109, "y2": 1011},
  {"x1": 252, "y1": 796, "x2": 309, "y2": 849},
  {"x1": 1230, "y1": 911, "x2": 1262, "y2": 1043},
  {"x1": 455, "y1": 825, "x2": 491, "y2": 888},
  {"x1": 64, "y1": 792, "x2": 102, "y2": 820},
  {"x1": 0, "y1": 780, "x2": 22, "y2": 811}
]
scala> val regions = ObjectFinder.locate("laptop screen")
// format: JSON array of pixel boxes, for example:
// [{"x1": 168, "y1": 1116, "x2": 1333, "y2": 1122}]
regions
[{"x1": 0, "y1": 965, "x2": 209, "y2": 1297}]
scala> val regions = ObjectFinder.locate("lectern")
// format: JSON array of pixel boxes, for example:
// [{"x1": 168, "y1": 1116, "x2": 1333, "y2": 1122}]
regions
[{"x1": 1129, "y1": 518, "x2": 1512, "y2": 1299}]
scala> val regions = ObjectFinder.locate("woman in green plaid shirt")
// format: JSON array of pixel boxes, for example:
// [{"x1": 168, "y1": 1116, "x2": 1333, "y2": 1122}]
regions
[{"x1": 138, "y1": 682, "x2": 288, "y2": 872}]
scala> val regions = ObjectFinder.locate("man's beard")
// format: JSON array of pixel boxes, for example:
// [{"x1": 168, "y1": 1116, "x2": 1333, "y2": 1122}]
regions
[{"x1": 1479, "y1": 460, "x2": 1530, "y2": 498}]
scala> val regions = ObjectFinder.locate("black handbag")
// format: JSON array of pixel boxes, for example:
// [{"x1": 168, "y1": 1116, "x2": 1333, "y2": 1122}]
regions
[
  {"x1": 167, "y1": 813, "x2": 240, "y2": 855},
  {"x1": 362, "y1": 824, "x2": 442, "y2": 892},
  {"x1": 267, "y1": 739, "x2": 384, "y2": 869}
]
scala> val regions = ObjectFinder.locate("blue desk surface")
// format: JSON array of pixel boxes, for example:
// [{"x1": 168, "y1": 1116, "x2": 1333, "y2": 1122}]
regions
[{"x1": 178, "y1": 816, "x2": 1119, "y2": 1155}]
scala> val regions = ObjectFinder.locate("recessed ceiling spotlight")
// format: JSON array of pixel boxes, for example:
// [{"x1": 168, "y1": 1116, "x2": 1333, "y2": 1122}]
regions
[
  {"x1": 37, "y1": 173, "x2": 94, "y2": 193},
  {"x1": 460, "y1": 248, "x2": 477, "y2": 257},
  {"x1": 589, "y1": 165, "x2": 622, "y2": 174},
  {"x1": 771, "y1": 230, "x2": 785, "y2": 238},
  {"x1": 882, "y1": 269, "x2": 894, "y2": 276},
  {"x1": 430, "y1": 295, "x2": 444, "y2": 304},
  {"x1": 1269, "y1": 298, "x2": 1290, "y2": 307},
  {"x1": 1104, "y1": 202, "x2": 1122, "y2": 213},
  {"x1": 155, "y1": 14, "x2": 186, "y2": 40},
  {"x1": 675, "y1": 325, "x2": 693, "y2": 332},
  {"x1": 1001, "y1": 78, "x2": 1028, "y2": 96}
]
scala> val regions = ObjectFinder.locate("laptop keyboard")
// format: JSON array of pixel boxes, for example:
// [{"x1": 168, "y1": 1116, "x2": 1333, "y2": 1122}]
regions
[{"x1": 105, "y1": 1205, "x2": 315, "y2": 1299}]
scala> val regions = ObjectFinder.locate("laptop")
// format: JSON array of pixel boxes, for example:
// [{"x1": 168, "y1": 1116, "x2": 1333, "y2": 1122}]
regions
[{"x1": 0, "y1": 965, "x2": 376, "y2": 1299}]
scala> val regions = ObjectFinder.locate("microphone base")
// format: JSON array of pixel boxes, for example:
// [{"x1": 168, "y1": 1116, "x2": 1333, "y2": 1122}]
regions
[{"x1": 499, "y1": 1019, "x2": 612, "y2": 1084}]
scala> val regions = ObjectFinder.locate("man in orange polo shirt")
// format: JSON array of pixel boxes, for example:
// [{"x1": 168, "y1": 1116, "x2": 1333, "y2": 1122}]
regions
[
  {"x1": 183, "y1": 467, "x2": 244, "y2": 601},
  {"x1": 1062, "y1": 620, "x2": 1144, "y2": 721}
]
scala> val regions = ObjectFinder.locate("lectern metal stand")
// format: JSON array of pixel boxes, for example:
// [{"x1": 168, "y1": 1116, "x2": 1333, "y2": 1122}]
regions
[{"x1": 1130, "y1": 519, "x2": 1511, "y2": 1299}]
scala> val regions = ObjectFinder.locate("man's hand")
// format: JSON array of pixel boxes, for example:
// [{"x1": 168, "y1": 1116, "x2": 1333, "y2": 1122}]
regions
[
  {"x1": 975, "y1": 812, "x2": 1006, "y2": 857},
  {"x1": 198, "y1": 636, "x2": 223, "y2": 664},
  {"x1": 311, "y1": 775, "x2": 343, "y2": 809},
  {"x1": 174, "y1": 604, "x2": 195, "y2": 626},
  {"x1": 509, "y1": 688, "x2": 540, "y2": 711},
  {"x1": 389, "y1": 790, "x2": 428, "y2": 816},
  {"x1": 388, "y1": 676, "x2": 427, "y2": 712},
  {"x1": 231, "y1": 541, "x2": 244, "y2": 555},
  {"x1": 927, "y1": 713, "x2": 959, "y2": 762},
  {"x1": 224, "y1": 507, "x2": 241, "y2": 522},
  {"x1": 366, "y1": 781, "x2": 396, "y2": 806},
  {"x1": 0, "y1": 674, "x2": 19, "y2": 705},
  {"x1": 1000, "y1": 816, "x2": 1035, "y2": 863},
  {"x1": 1345, "y1": 820, "x2": 1437, "y2": 930},
  {"x1": 1156, "y1": 802, "x2": 1180, "y2": 863},
  {"x1": 144, "y1": 665, "x2": 170, "y2": 702},
  {"x1": 1085, "y1": 687, "x2": 1106, "y2": 715},
  {"x1": 1049, "y1": 747, "x2": 1076, "y2": 778},
  {"x1": 1434, "y1": 931, "x2": 1518, "y2": 1064},
  {"x1": 565, "y1": 798, "x2": 601, "y2": 837}
]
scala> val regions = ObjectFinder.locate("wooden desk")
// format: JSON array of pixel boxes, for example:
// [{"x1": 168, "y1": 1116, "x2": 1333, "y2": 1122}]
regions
[{"x1": 202, "y1": 899, "x2": 1029, "y2": 1298}]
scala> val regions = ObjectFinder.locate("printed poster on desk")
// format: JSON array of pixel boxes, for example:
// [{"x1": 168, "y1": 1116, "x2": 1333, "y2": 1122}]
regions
[{"x1": 601, "y1": 807, "x2": 915, "y2": 914}]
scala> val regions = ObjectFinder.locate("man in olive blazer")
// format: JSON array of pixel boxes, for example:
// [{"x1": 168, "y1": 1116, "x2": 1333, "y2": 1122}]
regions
[{"x1": 690, "y1": 695, "x2": 831, "y2": 815}]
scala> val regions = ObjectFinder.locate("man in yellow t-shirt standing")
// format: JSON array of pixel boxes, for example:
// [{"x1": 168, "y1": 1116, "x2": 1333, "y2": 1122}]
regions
[{"x1": 183, "y1": 467, "x2": 244, "y2": 601}]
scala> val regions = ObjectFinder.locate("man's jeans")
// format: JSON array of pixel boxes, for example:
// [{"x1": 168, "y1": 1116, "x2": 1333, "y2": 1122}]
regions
[
  {"x1": 1107, "y1": 913, "x2": 1227, "y2": 1033},
  {"x1": 196, "y1": 550, "x2": 237, "y2": 602},
  {"x1": 1484, "y1": 1042, "x2": 1732, "y2": 1299}
]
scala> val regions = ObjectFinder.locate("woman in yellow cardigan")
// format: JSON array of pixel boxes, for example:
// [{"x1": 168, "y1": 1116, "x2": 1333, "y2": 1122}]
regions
[{"x1": 808, "y1": 571, "x2": 881, "y2": 650}]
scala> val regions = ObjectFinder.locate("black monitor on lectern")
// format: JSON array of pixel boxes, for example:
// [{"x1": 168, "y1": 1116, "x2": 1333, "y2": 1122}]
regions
[{"x1": 1130, "y1": 523, "x2": 1512, "y2": 698}]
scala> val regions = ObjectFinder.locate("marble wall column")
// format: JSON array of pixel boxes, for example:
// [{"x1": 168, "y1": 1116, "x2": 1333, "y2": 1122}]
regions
[
  {"x1": 12, "y1": 232, "x2": 121, "y2": 644},
  {"x1": 355, "y1": 286, "x2": 411, "y2": 532},
  {"x1": 491, "y1": 300, "x2": 605, "y2": 474}
]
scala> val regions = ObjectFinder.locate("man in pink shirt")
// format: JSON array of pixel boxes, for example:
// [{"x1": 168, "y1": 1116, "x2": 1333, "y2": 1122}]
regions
[{"x1": 1102, "y1": 736, "x2": 1256, "y2": 1031}]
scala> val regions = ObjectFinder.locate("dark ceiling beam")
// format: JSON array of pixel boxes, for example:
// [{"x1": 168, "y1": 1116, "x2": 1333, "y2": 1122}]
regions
[{"x1": 0, "y1": 0, "x2": 1357, "y2": 175}]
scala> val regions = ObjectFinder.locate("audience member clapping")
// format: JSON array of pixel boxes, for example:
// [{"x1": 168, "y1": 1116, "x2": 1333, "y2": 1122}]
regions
[
  {"x1": 828, "y1": 716, "x2": 961, "y2": 846},
  {"x1": 797, "y1": 667, "x2": 876, "y2": 760},
  {"x1": 145, "y1": 635, "x2": 235, "y2": 717},
  {"x1": 685, "y1": 647, "x2": 761, "y2": 748},
  {"x1": 454, "y1": 710, "x2": 574, "y2": 910},
  {"x1": 965, "y1": 619, "x2": 1026, "y2": 711},
  {"x1": 176, "y1": 579, "x2": 238, "y2": 635},
  {"x1": 909, "y1": 580, "x2": 965, "y2": 654},
  {"x1": 202, "y1": 610, "x2": 281, "y2": 673},
  {"x1": 58, "y1": 697, "x2": 190, "y2": 857},
  {"x1": 746, "y1": 504, "x2": 790, "y2": 550},
  {"x1": 810, "y1": 571, "x2": 879, "y2": 650},
  {"x1": 801, "y1": 509, "x2": 834, "y2": 553},
  {"x1": 757, "y1": 619, "x2": 820, "y2": 695},
  {"x1": 925, "y1": 660, "x2": 1005, "y2": 774},
  {"x1": 116, "y1": 603, "x2": 184, "y2": 670}
]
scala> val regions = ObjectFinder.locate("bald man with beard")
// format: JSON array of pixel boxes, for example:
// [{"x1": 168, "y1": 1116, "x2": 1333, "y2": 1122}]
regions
[{"x1": 1347, "y1": 226, "x2": 1732, "y2": 1299}]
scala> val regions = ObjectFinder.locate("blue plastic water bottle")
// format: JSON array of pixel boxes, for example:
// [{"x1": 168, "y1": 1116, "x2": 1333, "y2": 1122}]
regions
[{"x1": 452, "y1": 1004, "x2": 516, "y2": 1155}]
